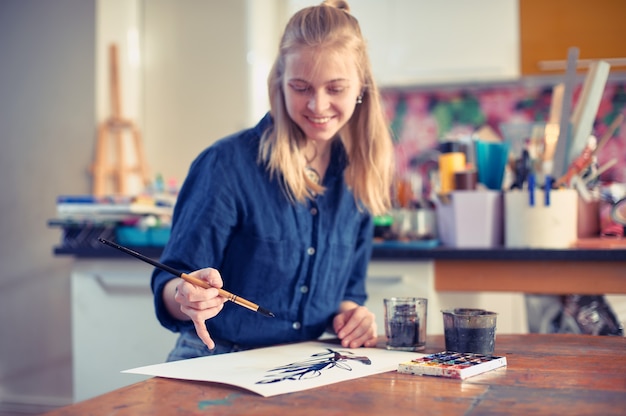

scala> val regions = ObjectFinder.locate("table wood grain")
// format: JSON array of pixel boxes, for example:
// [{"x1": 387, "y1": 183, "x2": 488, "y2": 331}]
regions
[{"x1": 44, "y1": 334, "x2": 626, "y2": 416}]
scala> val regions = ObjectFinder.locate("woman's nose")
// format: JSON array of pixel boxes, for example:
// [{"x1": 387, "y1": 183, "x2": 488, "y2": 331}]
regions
[{"x1": 307, "y1": 92, "x2": 328, "y2": 112}]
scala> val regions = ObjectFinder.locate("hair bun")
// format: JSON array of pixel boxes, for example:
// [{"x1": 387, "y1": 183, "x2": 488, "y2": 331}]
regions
[{"x1": 323, "y1": 0, "x2": 351, "y2": 13}]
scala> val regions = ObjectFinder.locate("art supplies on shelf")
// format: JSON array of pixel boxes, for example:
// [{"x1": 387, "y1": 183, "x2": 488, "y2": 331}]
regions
[
  {"x1": 52, "y1": 194, "x2": 176, "y2": 250},
  {"x1": 56, "y1": 194, "x2": 174, "y2": 221},
  {"x1": 397, "y1": 351, "x2": 507, "y2": 380}
]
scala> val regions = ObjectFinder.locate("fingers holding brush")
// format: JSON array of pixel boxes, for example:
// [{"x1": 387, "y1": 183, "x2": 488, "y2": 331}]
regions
[{"x1": 174, "y1": 268, "x2": 228, "y2": 350}]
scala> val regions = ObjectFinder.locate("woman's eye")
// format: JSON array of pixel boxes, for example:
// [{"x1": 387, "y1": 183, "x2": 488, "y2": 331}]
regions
[
  {"x1": 290, "y1": 84, "x2": 309, "y2": 93},
  {"x1": 288, "y1": 83, "x2": 346, "y2": 95}
]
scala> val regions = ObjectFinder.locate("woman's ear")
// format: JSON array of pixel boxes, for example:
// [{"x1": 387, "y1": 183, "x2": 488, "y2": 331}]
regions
[{"x1": 356, "y1": 88, "x2": 366, "y2": 104}]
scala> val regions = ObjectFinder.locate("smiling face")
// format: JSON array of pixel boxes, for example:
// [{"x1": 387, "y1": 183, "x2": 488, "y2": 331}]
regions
[{"x1": 282, "y1": 47, "x2": 362, "y2": 144}]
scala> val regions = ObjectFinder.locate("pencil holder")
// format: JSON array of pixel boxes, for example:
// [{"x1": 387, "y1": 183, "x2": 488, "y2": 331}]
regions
[
  {"x1": 504, "y1": 189, "x2": 578, "y2": 248},
  {"x1": 435, "y1": 190, "x2": 503, "y2": 248}
]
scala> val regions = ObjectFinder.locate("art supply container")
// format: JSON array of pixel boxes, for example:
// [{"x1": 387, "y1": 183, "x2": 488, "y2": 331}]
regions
[
  {"x1": 442, "y1": 308, "x2": 497, "y2": 355},
  {"x1": 384, "y1": 297, "x2": 427, "y2": 351},
  {"x1": 504, "y1": 188, "x2": 578, "y2": 248},
  {"x1": 435, "y1": 190, "x2": 503, "y2": 248},
  {"x1": 577, "y1": 196, "x2": 600, "y2": 238},
  {"x1": 390, "y1": 208, "x2": 437, "y2": 240},
  {"x1": 454, "y1": 170, "x2": 477, "y2": 190},
  {"x1": 474, "y1": 140, "x2": 509, "y2": 190},
  {"x1": 438, "y1": 152, "x2": 466, "y2": 194}
]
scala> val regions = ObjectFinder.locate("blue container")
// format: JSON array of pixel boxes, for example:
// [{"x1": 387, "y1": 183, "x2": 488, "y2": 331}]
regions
[
  {"x1": 149, "y1": 227, "x2": 171, "y2": 246},
  {"x1": 475, "y1": 140, "x2": 509, "y2": 190},
  {"x1": 116, "y1": 226, "x2": 171, "y2": 246}
]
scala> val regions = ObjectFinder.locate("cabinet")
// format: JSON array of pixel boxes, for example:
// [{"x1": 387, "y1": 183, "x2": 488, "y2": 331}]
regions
[
  {"x1": 71, "y1": 260, "x2": 178, "y2": 402},
  {"x1": 520, "y1": 0, "x2": 626, "y2": 75}
]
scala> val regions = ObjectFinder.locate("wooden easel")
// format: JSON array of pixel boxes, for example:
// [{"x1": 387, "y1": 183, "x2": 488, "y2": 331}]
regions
[{"x1": 91, "y1": 44, "x2": 150, "y2": 196}]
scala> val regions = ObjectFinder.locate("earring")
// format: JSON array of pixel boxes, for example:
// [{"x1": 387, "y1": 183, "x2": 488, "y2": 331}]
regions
[{"x1": 356, "y1": 95, "x2": 363, "y2": 104}]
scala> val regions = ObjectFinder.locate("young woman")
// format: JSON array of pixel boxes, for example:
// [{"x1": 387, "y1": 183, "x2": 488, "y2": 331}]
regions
[{"x1": 152, "y1": 0, "x2": 395, "y2": 360}]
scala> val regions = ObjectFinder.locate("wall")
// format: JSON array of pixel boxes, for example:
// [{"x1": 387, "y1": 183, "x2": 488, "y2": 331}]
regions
[
  {"x1": 0, "y1": 0, "x2": 256, "y2": 412},
  {"x1": 0, "y1": 0, "x2": 95, "y2": 412},
  {"x1": 142, "y1": 0, "x2": 251, "y2": 186},
  {"x1": 289, "y1": 0, "x2": 519, "y2": 86}
]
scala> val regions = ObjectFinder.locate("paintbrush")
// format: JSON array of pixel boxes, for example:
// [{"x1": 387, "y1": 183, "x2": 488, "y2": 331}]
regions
[
  {"x1": 98, "y1": 238, "x2": 275, "y2": 318},
  {"x1": 555, "y1": 113, "x2": 624, "y2": 187},
  {"x1": 593, "y1": 113, "x2": 624, "y2": 156}
]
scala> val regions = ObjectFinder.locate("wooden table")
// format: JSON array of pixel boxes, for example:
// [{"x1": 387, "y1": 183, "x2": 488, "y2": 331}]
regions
[{"x1": 44, "y1": 334, "x2": 626, "y2": 416}]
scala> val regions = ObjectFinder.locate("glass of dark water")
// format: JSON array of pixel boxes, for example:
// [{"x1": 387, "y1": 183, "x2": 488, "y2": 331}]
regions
[
  {"x1": 442, "y1": 308, "x2": 498, "y2": 355},
  {"x1": 384, "y1": 297, "x2": 427, "y2": 351}
]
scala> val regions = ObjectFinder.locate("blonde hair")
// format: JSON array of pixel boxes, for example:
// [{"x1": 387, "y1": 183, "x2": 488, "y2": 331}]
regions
[{"x1": 259, "y1": 0, "x2": 394, "y2": 216}]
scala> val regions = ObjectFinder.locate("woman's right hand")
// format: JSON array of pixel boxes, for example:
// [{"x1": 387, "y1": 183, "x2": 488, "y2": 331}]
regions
[{"x1": 164, "y1": 267, "x2": 228, "y2": 349}]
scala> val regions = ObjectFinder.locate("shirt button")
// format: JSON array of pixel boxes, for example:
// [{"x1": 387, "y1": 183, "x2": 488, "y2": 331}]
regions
[
  {"x1": 310, "y1": 207, "x2": 318, "y2": 215},
  {"x1": 300, "y1": 285, "x2": 309, "y2": 293},
  {"x1": 307, "y1": 247, "x2": 315, "y2": 255},
  {"x1": 292, "y1": 321, "x2": 301, "y2": 330}
]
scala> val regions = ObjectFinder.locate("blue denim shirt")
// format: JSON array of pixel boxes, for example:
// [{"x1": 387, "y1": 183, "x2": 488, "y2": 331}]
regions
[{"x1": 151, "y1": 114, "x2": 374, "y2": 348}]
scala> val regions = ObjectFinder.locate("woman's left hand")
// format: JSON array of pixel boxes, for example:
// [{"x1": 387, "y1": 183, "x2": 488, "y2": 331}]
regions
[{"x1": 332, "y1": 301, "x2": 378, "y2": 348}]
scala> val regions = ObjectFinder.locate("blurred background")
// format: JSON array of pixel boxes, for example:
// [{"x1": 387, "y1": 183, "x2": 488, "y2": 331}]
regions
[{"x1": 1, "y1": 0, "x2": 624, "y2": 413}]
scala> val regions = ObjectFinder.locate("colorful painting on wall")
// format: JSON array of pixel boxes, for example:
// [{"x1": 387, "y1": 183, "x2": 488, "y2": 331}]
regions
[{"x1": 381, "y1": 79, "x2": 626, "y2": 187}]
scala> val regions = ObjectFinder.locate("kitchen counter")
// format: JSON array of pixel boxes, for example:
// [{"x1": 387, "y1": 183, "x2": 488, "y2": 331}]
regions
[
  {"x1": 371, "y1": 242, "x2": 626, "y2": 261},
  {"x1": 53, "y1": 240, "x2": 626, "y2": 295},
  {"x1": 53, "y1": 241, "x2": 626, "y2": 261}
]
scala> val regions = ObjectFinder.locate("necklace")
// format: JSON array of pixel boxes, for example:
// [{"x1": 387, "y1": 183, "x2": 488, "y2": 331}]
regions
[{"x1": 305, "y1": 166, "x2": 321, "y2": 184}]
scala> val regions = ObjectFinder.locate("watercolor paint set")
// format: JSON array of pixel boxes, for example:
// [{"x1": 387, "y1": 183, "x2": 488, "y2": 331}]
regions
[{"x1": 398, "y1": 351, "x2": 507, "y2": 380}]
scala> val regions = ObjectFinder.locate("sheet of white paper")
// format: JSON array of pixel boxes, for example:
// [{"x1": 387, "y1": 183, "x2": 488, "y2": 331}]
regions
[{"x1": 123, "y1": 340, "x2": 424, "y2": 397}]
